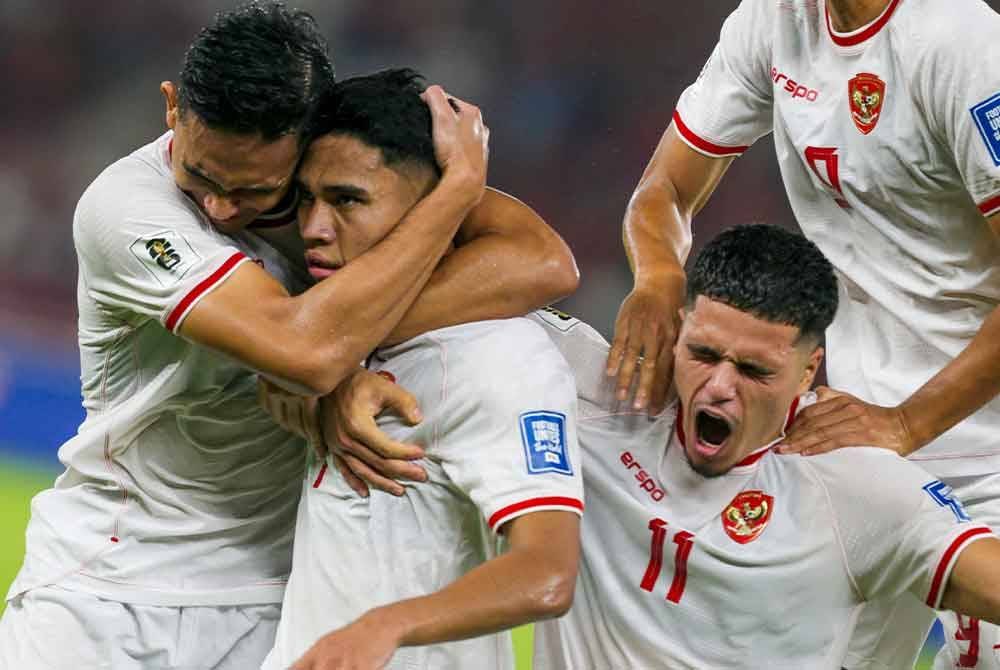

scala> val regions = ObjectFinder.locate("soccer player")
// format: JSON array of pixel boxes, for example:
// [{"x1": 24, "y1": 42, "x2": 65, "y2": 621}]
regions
[
  {"x1": 260, "y1": 68, "x2": 583, "y2": 670},
  {"x1": 608, "y1": 1, "x2": 1000, "y2": 666},
  {"x1": 0, "y1": 4, "x2": 578, "y2": 669},
  {"x1": 534, "y1": 224, "x2": 1000, "y2": 670}
]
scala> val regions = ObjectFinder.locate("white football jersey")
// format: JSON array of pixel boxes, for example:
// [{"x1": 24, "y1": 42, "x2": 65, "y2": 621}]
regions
[
  {"x1": 674, "y1": 0, "x2": 1000, "y2": 478},
  {"x1": 529, "y1": 311, "x2": 993, "y2": 670},
  {"x1": 263, "y1": 317, "x2": 584, "y2": 670},
  {"x1": 7, "y1": 132, "x2": 313, "y2": 607}
]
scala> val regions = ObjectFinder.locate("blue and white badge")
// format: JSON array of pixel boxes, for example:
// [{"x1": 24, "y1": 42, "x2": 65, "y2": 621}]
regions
[
  {"x1": 971, "y1": 92, "x2": 1000, "y2": 167},
  {"x1": 520, "y1": 410, "x2": 572, "y2": 476},
  {"x1": 923, "y1": 480, "x2": 971, "y2": 523}
]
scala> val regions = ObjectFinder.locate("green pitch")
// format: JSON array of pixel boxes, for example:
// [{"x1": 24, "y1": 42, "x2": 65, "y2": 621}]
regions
[{"x1": 0, "y1": 457, "x2": 935, "y2": 668}]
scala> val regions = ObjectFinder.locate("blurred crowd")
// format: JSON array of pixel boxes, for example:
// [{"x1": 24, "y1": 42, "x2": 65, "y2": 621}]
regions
[{"x1": 4, "y1": 0, "x2": 895, "y2": 349}]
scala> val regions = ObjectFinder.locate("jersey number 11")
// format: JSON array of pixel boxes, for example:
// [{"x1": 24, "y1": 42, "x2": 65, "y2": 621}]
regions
[{"x1": 640, "y1": 518, "x2": 695, "y2": 604}]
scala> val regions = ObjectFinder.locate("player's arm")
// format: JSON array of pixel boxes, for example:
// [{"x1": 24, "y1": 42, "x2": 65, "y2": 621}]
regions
[
  {"x1": 291, "y1": 511, "x2": 580, "y2": 670},
  {"x1": 782, "y1": 212, "x2": 1000, "y2": 457},
  {"x1": 608, "y1": 124, "x2": 734, "y2": 413},
  {"x1": 941, "y1": 536, "x2": 1000, "y2": 624},
  {"x1": 179, "y1": 88, "x2": 487, "y2": 396},
  {"x1": 384, "y1": 187, "x2": 578, "y2": 345}
]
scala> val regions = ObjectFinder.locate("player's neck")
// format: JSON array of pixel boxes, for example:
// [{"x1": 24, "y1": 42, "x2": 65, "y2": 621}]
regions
[{"x1": 826, "y1": 0, "x2": 892, "y2": 32}]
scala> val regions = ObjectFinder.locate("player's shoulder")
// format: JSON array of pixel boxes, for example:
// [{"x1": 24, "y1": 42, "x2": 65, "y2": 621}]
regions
[
  {"x1": 895, "y1": 0, "x2": 1000, "y2": 60},
  {"x1": 76, "y1": 133, "x2": 191, "y2": 230}
]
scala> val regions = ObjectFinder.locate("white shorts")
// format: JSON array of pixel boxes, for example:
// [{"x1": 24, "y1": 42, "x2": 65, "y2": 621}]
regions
[
  {"x1": 845, "y1": 472, "x2": 1000, "y2": 670},
  {"x1": 0, "y1": 586, "x2": 281, "y2": 670}
]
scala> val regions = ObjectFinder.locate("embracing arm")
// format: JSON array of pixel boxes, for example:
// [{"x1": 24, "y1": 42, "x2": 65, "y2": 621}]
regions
[
  {"x1": 609, "y1": 124, "x2": 733, "y2": 411},
  {"x1": 179, "y1": 88, "x2": 487, "y2": 396},
  {"x1": 292, "y1": 511, "x2": 580, "y2": 670},
  {"x1": 782, "y1": 212, "x2": 1000, "y2": 456},
  {"x1": 384, "y1": 188, "x2": 579, "y2": 345}
]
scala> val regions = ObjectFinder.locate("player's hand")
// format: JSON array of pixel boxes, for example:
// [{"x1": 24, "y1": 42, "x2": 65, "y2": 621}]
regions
[
  {"x1": 777, "y1": 386, "x2": 918, "y2": 457},
  {"x1": 323, "y1": 369, "x2": 427, "y2": 498},
  {"x1": 607, "y1": 279, "x2": 684, "y2": 414},
  {"x1": 421, "y1": 85, "x2": 489, "y2": 205},
  {"x1": 290, "y1": 612, "x2": 401, "y2": 670},
  {"x1": 257, "y1": 378, "x2": 324, "y2": 456}
]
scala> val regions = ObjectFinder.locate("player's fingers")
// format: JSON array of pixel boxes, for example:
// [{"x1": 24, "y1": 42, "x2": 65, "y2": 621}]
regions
[
  {"x1": 606, "y1": 325, "x2": 628, "y2": 377},
  {"x1": 813, "y1": 385, "x2": 847, "y2": 402},
  {"x1": 378, "y1": 383, "x2": 424, "y2": 426},
  {"x1": 332, "y1": 453, "x2": 369, "y2": 498},
  {"x1": 341, "y1": 453, "x2": 405, "y2": 497},
  {"x1": 648, "y1": 349, "x2": 674, "y2": 416},
  {"x1": 800, "y1": 429, "x2": 870, "y2": 456},
  {"x1": 779, "y1": 414, "x2": 855, "y2": 453},
  {"x1": 633, "y1": 355, "x2": 659, "y2": 411},
  {"x1": 615, "y1": 339, "x2": 642, "y2": 402},
  {"x1": 344, "y1": 419, "x2": 425, "y2": 461}
]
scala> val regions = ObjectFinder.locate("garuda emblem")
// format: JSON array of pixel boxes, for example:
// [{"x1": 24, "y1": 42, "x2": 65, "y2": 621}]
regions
[
  {"x1": 848, "y1": 72, "x2": 886, "y2": 135},
  {"x1": 722, "y1": 490, "x2": 774, "y2": 544}
]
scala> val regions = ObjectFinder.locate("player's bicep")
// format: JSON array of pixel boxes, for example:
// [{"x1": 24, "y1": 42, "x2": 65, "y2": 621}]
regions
[
  {"x1": 503, "y1": 511, "x2": 581, "y2": 571},
  {"x1": 987, "y1": 211, "x2": 1000, "y2": 240},
  {"x1": 638, "y1": 125, "x2": 736, "y2": 221},
  {"x1": 939, "y1": 536, "x2": 1000, "y2": 623}
]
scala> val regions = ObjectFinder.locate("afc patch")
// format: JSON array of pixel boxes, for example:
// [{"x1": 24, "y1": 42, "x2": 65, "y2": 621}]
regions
[
  {"x1": 923, "y1": 480, "x2": 971, "y2": 522},
  {"x1": 971, "y1": 92, "x2": 1000, "y2": 167},
  {"x1": 129, "y1": 230, "x2": 201, "y2": 287},
  {"x1": 520, "y1": 410, "x2": 572, "y2": 476},
  {"x1": 722, "y1": 490, "x2": 774, "y2": 544}
]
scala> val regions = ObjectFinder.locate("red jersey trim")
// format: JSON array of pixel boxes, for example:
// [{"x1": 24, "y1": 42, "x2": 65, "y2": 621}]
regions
[
  {"x1": 165, "y1": 252, "x2": 247, "y2": 333},
  {"x1": 977, "y1": 194, "x2": 1000, "y2": 218},
  {"x1": 925, "y1": 526, "x2": 992, "y2": 608},
  {"x1": 488, "y1": 496, "x2": 584, "y2": 531},
  {"x1": 672, "y1": 111, "x2": 749, "y2": 157},
  {"x1": 825, "y1": 0, "x2": 902, "y2": 47}
]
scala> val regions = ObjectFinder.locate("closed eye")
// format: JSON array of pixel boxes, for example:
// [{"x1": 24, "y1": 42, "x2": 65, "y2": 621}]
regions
[{"x1": 687, "y1": 344, "x2": 722, "y2": 364}]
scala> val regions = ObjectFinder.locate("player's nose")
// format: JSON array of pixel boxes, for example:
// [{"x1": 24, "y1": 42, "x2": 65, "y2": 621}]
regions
[
  {"x1": 704, "y1": 363, "x2": 738, "y2": 399},
  {"x1": 298, "y1": 202, "x2": 335, "y2": 245},
  {"x1": 203, "y1": 193, "x2": 239, "y2": 221}
]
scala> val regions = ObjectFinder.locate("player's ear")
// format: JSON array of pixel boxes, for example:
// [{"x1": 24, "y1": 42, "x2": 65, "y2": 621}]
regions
[
  {"x1": 161, "y1": 81, "x2": 179, "y2": 130},
  {"x1": 798, "y1": 345, "x2": 824, "y2": 394}
]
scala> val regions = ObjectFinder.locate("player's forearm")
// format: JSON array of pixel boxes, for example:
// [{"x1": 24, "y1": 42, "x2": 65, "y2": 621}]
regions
[
  {"x1": 362, "y1": 513, "x2": 579, "y2": 648},
  {"x1": 898, "y1": 304, "x2": 1000, "y2": 454},
  {"x1": 624, "y1": 172, "x2": 690, "y2": 290},
  {"x1": 285, "y1": 177, "x2": 479, "y2": 391},
  {"x1": 385, "y1": 192, "x2": 579, "y2": 344}
]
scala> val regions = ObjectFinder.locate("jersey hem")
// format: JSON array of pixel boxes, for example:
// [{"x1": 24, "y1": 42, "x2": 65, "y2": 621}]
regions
[
  {"x1": 487, "y1": 496, "x2": 584, "y2": 532},
  {"x1": 925, "y1": 525, "x2": 992, "y2": 608},
  {"x1": 672, "y1": 111, "x2": 749, "y2": 158},
  {"x1": 977, "y1": 192, "x2": 1000, "y2": 218},
  {"x1": 40, "y1": 572, "x2": 288, "y2": 607},
  {"x1": 163, "y1": 251, "x2": 248, "y2": 332}
]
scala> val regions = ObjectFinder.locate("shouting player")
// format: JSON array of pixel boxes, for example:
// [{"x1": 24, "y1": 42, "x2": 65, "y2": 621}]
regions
[
  {"x1": 609, "y1": 0, "x2": 1000, "y2": 666},
  {"x1": 0, "y1": 3, "x2": 578, "y2": 669},
  {"x1": 260, "y1": 69, "x2": 583, "y2": 670},
  {"x1": 534, "y1": 224, "x2": 1000, "y2": 669}
]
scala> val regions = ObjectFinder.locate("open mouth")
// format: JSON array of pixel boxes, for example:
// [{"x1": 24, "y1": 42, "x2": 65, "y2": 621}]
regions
[{"x1": 694, "y1": 410, "x2": 733, "y2": 456}]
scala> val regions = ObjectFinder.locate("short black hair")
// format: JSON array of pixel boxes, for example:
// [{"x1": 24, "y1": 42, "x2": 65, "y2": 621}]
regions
[
  {"x1": 686, "y1": 224, "x2": 838, "y2": 344},
  {"x1": 308, "y1": 68, "x2": 439, "y2": 175},
  {"x1": 178, "y1": 1, "x2": 335, "y2": 140}
]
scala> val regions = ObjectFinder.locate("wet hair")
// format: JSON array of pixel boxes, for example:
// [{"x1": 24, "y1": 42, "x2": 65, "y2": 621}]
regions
[
  {"x1": 177, "y1": 1, "x2": 335, "y2": 140},
  {"x1": 308, "y1": 67, "x2": 439, "y2": 175},
  {"x1": 686, "y1": 223, "x2": 838, "y2": 345}
]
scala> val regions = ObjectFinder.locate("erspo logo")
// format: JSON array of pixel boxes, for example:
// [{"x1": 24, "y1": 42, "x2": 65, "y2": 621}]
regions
[
  {"x1": 771, "y1": 67, "x2": 820, "y2": 102},
  {"x1": 620, "y1": 451, "x2": 665, "y2": 501}
]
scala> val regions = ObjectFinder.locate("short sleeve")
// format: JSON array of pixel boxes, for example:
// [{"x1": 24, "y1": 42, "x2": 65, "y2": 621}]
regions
[
  {"x1": 432, "y1": 319, "x2": 584, "y2": 534},
  {"x1": 673, "y1": 0, "x2": 776, "y2": 157},
  {"x1": 73, "y1": 163, "x2": 249, "y2": 333},
  {"x1": 808, "y1": 449, "x2": 993, "y2": 609},
  {"x1": 918, "y1": 4, "x2": 1000, "y2": 216}
]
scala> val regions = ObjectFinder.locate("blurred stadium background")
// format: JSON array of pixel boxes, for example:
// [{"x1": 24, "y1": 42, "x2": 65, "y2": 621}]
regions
[{"x1": 5, "y1": 1, "x2": 998, "y2": 666}]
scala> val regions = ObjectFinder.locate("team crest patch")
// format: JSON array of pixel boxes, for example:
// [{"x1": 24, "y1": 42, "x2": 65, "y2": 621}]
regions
[
  {"x1": 971, "y1": 92, "x2": 1000, "y2": 167},
  {"x1": 722, "y1": 490, "x2": 774, "y2": 544},
  {"x1": 129, "y1": 230, "x2": 201, "y2": 286},
  {"x1": 848, "y1": 73, "x2": 886, "y2": 135},
  {"x1": 520, "y1": 411, "x2": 572, "y2": 476}
]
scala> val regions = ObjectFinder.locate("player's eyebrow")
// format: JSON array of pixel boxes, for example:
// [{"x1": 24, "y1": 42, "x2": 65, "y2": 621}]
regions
[
  {"x1": 687, "y1": 343, "x2": 776, "y2": 377},
  {"x1": 320, "y1": 183, "x2": 370, "y2": 201},
  {"x1": 183, "y1": 162, "x2": 284, "y2": 195}
]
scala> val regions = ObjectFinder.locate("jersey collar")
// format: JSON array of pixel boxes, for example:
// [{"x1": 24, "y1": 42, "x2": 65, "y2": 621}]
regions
[
  {"x1": 675, "y1": 396, "x2": 801, "y2": 469},
  {"x1": 825, "y1": 0, "x2": 902, "y2": 48}
]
